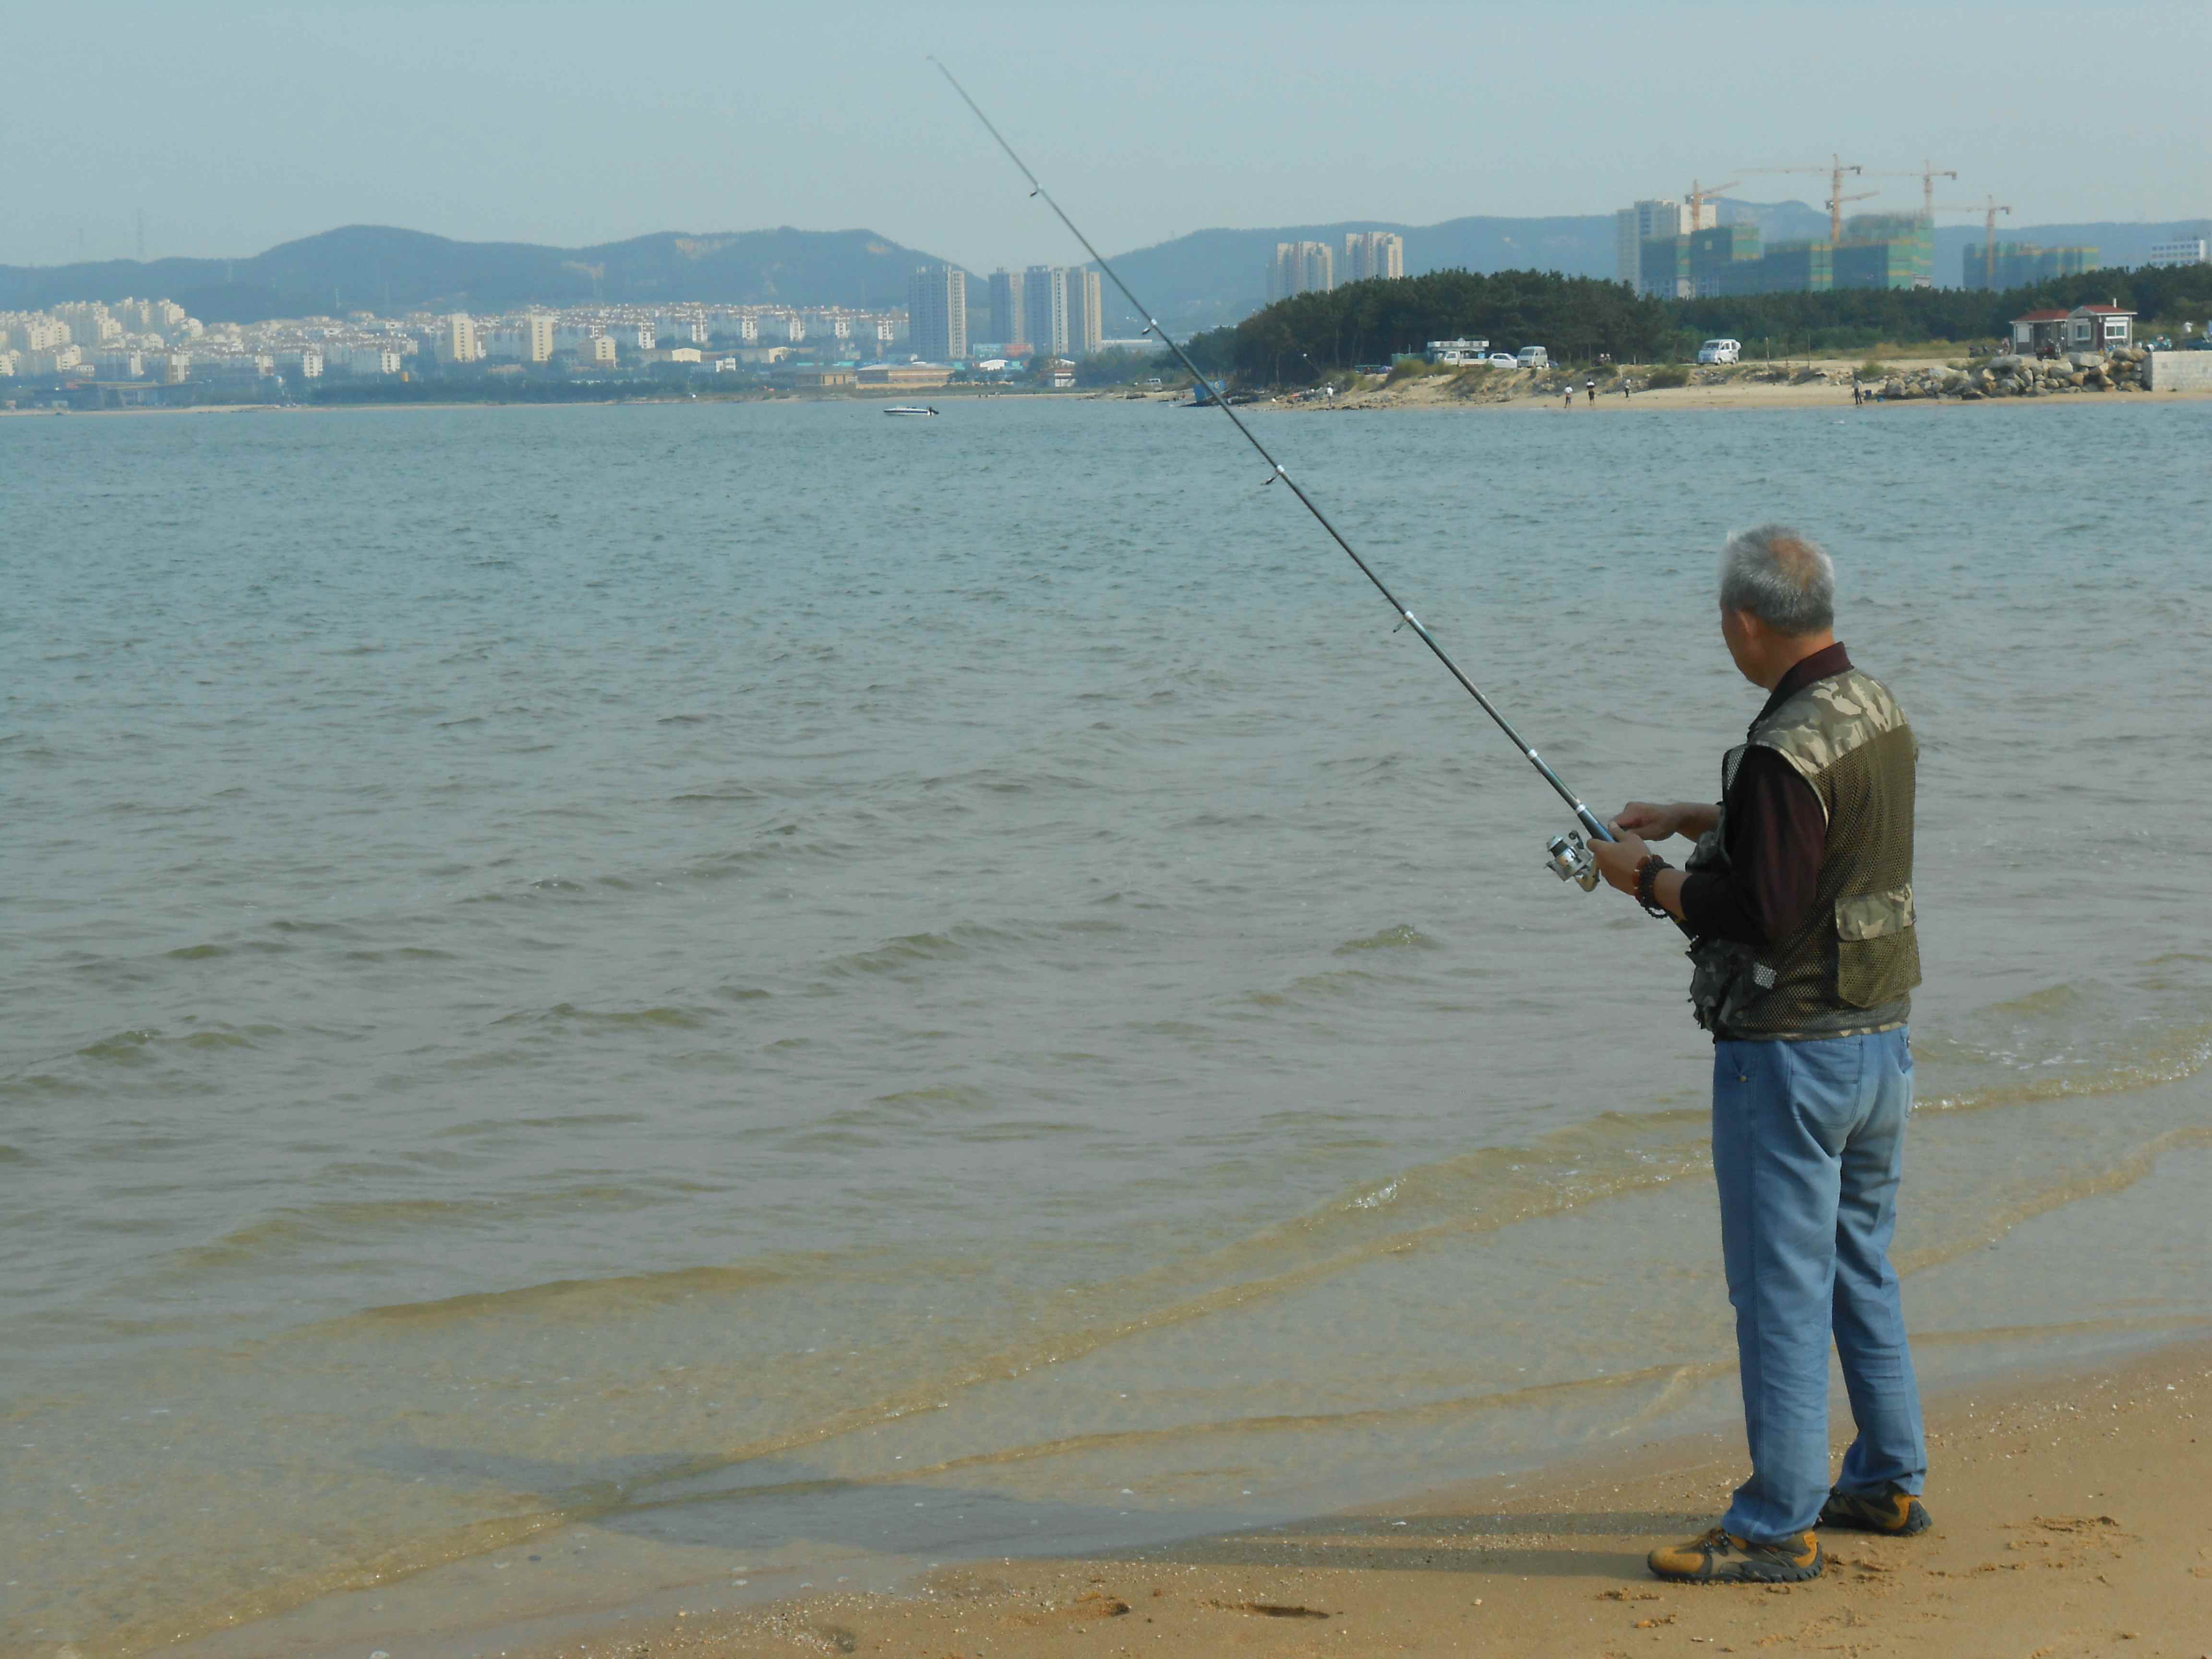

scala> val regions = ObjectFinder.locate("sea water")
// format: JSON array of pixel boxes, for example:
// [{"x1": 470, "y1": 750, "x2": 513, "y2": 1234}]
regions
[{"x1": 4, "y1": 396, "x2": 2210, "y2": 1655}]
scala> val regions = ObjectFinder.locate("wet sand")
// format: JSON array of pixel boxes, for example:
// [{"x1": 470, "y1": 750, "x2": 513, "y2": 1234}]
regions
[{"x1": 518, "y1": 1335, "x2": 2212, "y2": 1658}]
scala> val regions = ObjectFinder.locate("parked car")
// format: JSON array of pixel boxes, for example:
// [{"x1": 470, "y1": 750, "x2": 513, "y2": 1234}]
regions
[
  {"x1": 1515, "y1": 346, "x2": 1550, "y2": 369},
  {"x1": 1696, "y1": 338, "x2": 1742, "y2": 364},
  {"x1": 1486, "y1": 352, "x2": 1519, "y2": 369}
]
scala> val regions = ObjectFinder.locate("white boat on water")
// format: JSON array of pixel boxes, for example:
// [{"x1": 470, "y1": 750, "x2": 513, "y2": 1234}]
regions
[{"x1": 883, "y1": 405, "x2": 938, "y2": 417}]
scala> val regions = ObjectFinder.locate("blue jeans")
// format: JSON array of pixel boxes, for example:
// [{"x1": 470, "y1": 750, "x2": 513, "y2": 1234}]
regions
[{"x1": 1712, "y1": 1028, "x2": 1926, "y2": 1542}]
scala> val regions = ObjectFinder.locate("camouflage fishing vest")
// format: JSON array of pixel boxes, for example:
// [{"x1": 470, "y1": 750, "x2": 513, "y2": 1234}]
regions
[{"x1": 1685, "y1": 666, "x2": 1921, "y2": 1040}]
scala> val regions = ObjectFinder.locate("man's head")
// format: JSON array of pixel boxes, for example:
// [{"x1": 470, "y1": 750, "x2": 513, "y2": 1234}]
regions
[{"x1": 1717, "y1": 525, "x2": 1838, "y2": 689}]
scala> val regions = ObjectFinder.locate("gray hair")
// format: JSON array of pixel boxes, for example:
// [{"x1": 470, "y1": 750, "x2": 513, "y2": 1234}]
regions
[{"x1": 1718, "y1": 524, "x2": 1835, "y2": 635}]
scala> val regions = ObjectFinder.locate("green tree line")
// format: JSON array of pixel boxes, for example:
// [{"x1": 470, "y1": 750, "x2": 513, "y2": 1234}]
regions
[{"x1": 1180, "y1": 264, "x2": 2212, "y2": 384}]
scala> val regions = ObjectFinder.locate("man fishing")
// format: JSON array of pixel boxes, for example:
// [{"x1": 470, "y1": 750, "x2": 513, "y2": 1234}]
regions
[
  {"x1": 1589, "y1": 526, "x2": 1929, "y2": 1586},
  {"x1": 936, "y1": 72, "x2": 1932, "y2": 1589}
]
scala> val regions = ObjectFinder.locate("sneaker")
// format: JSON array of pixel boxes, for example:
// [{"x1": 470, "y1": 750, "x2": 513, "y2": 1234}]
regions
[
  {"x1": 1647, "y1": 1525, "x2": 1824, "y2": 1584},
  {"x1": 1818, "y1": 1483, "x2": 1931, "y2": 1536}
]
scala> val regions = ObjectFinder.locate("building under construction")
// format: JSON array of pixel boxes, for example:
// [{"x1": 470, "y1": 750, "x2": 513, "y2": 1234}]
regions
[
  {"x1": 1630, "y1": 210, "x2": 1936, "y2": 297},
  {"x1": 1962, "y1": 241, "x2": 2098, "y2": 289}
]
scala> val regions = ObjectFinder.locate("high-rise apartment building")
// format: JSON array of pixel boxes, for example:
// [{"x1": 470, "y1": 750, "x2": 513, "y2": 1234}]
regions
[
  {"x1": 436, "y1": 313, "x2": 480, "y2": 365},
  {"x1": 2147, "y1": 237, "x2": 2209, "y2": 269},
  {"x1": 1343, "y1": 231, "x2": 1404, "y2": 283},
  {"x1": 988, "y1": 269, "x2": 1027, "y2": 349},
  {"x1": 907, "y1": 264, "x2": 968, "y2": 361},
  {"x1": 1066, "y1": 267, "x2": 1102, "y2": 356},
  {"x1": 523, "y1": 313, "x2": 556, "y2": 363},
  {"x1": 1268, "y1": 241, "x2": 1334, "y2": 303},
  {"x1": 1022, "y1": 266, "x2": 1065, "y2": 355},
  {"x1": 1020, "y1": 266, "x2": 1100, "y2": 356}
]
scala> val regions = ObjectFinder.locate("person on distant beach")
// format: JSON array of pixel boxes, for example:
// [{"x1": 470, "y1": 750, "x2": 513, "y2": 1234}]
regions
[
  {"x1": 1564, "y1": 386, "x2": 1574, "y2": 409},
  {"x1": 1586, "y1": 377, "x2": 1597, "y2": 403},
  {"x1": 1591, "y1": 526, "x2": 1928, "y2": 1587}
]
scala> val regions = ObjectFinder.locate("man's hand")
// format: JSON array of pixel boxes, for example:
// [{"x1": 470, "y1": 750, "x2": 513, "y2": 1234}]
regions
[
  {"x1": 1613, "y1": 800, "x2": 1720, "y2": 842},
  {"x1": 1590, "y1": 828, "x2": 1651, "y2": 895}
]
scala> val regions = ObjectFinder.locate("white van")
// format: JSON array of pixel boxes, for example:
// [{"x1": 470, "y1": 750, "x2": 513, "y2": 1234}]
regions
[
  {"x1": 1696, "y1": 338, "x2": 1741, "y2": 364},
  {"x1": 1514, "y1": 345, "x2": 1549, "y2": 369}
]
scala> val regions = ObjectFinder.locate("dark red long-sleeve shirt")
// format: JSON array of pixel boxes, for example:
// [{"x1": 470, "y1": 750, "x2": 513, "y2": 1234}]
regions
[{"x1": 1677, "y1": 643, "x2": 1850, "y2": 949}]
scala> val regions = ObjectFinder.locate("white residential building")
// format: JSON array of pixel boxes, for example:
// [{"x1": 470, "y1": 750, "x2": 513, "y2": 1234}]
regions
[
  {"x1": 436, "y1": 313, "x2": 481, "y2": 364},
  {"x1": 276, "y1": 349, "x2": 323, "y2": 378},
  {"x1": 2147, "y1": 237, "x2": 2209, "y2": 268},
  {"x1": 1344, "y1": 231, "x2": 1404, "y2": 283},
  {"x1": 10, "y1": 316, "x2": 71, "y2": 352},
  {"x1": 93, "y1": 349, "x2": 146, "y2": 379},
  {"x1": 1268, "y1": 241, "x2": 1334, "y2": 302},
  {"x1": 346, "y1": 347, "x2": 403, "y2": 375}
]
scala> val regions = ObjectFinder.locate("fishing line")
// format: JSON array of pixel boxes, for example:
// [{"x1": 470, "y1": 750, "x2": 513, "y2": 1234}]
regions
[{"x1": 933, "y1": 59, "x2": 1624, "y2": 896}]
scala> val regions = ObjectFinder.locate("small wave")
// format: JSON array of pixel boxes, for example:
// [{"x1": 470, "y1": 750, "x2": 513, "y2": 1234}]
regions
[
  {"x1": 165, "y1": 943, "x2": 229, "y2": 960},
  {"x1": 353, "y1": 1261, "x2": 791, "y2": 1325},
  {"x1": 823, "y1": 932, "x2": 970, "y2": 977},
  {"x1": 78, "y1": 1029, "x2": 159, "y2": 1064},
  {"x1": 0, "y1": 1073, "x2": 88, "y2": 1098},
  {"x1": 536, "y1": 1003, "x2": 710, "y2": 1032},
  {"x1": 1334, "y1": 924, "x2": 1441, "y2": 955},
  {"x1": 1350, "y1": 1178, "x2": 1400, "y2": 1210},
  {"x1": 866, "y1": 1085, "x2": 996, "y2": 1111}
]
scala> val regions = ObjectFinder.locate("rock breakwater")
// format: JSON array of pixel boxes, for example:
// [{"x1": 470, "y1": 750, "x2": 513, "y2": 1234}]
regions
[{"x1": 1874, "y1": 348, "x2": 2151, "y2": 401}]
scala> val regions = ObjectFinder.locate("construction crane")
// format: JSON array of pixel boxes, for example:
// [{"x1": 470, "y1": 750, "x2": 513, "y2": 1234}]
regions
[
  {"x1": 1686, "y1": 179, "x2": 1739, "y2": 234},
  {"x1": 1871, "y1": 159, "x2": 1959, "y2": 226},
  {"x1": 1932, "y1": 196, "x2": 2013, "y2": 290},
  {"x1": 1738, "y1": 155, "x2": 1868, "y2": 244}
]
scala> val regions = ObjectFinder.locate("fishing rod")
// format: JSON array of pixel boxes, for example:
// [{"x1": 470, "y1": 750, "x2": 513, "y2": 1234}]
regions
[{"x1": 932, "y1": 59, "x2": 1618, "y2": 899}]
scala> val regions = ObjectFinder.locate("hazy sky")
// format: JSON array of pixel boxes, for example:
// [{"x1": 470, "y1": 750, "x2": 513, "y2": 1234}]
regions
[{"x1": 9, "y1": 1, "x2": 2206, "y2": 271}]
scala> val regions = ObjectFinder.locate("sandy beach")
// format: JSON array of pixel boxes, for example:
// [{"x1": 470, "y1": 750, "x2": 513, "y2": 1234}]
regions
[{"x1": 506, "y1": 1336, "x2": 2212, "y2": 1659}]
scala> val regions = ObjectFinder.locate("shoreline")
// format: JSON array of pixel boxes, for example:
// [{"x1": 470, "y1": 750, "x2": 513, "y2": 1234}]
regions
[{"x1": 501, "y1": 1331, "x2": 2212, "y2": 1659}]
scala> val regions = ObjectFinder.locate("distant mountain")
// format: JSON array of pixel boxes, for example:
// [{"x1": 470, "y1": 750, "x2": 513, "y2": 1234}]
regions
[
  {"x1": 0, "y1": 225, "x2": 966, "y2": 320},
  {"x1": 5, "y1": 212, "x2": 2203, "y2": 330},
  {"x1": 1096, "y1": 205, "x2": 2212, "y2": 335}
]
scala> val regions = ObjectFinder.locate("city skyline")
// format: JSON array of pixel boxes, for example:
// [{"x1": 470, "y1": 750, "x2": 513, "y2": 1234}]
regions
[{"x1": 9, "y1": 2, "x2": 2205, "y2": 275}]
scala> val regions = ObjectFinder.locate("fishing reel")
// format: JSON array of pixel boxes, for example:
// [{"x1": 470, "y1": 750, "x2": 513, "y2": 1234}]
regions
[{"x1": 1545, "y1": 831, "x2": 1600, "y2": 892}]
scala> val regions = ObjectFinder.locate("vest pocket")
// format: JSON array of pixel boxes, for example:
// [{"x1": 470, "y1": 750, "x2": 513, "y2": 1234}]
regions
[{"x1": 1835, "y1": 887, "x2": 1920, "y2": 1007}]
